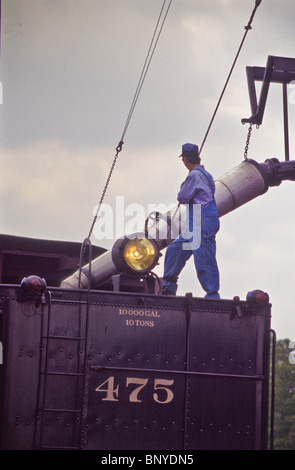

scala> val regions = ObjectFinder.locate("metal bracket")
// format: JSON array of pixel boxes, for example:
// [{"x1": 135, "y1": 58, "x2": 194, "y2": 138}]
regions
[{"x1": 242, "y1": 55, "x2": 295, "y2": 161}]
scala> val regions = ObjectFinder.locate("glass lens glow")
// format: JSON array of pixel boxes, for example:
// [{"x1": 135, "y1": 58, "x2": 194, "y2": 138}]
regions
[{"x1": 123, "y1": 237, "x2": 156, "y2": 271}]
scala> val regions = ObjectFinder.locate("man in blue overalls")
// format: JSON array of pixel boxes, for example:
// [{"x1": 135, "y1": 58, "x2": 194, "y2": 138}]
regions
[{"x1": 162, "y1": 143, "x2": 220, "y2": 299}]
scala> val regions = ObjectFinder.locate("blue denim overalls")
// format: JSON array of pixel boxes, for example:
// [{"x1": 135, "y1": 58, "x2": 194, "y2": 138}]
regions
[{"x1": 162, "y1": 167, "x2": 220, "y2": 299}]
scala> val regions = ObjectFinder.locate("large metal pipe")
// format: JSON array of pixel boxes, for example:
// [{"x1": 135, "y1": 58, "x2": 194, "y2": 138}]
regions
[
  {"x1": 215, "y1": 159, "x2": 266, "y2": 217},
  {"x1": 61, "y1": 158, "x2": 295, "y2": 289},
  {"x1": 216, "y1": 158, "x2": 295, "y2": 216},
  {"x1": 215, "y1": 159, "x2": 268, "y2": 217}
]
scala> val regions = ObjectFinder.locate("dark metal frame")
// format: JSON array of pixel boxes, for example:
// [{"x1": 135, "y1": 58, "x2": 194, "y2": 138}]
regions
[
  {"x1": 269, "y1": 329, "x2": 277, "y2": 450},
  {"x1": 0, "y1": 284, "x2": 273, "y2": 450},
  {"x1": 242, "y1": 55, "x2": 295, "y2": 161}
]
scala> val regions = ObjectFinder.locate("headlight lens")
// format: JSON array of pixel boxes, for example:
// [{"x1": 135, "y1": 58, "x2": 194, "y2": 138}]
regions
[
  {"x1": 123, "y1": 237, "x2": 157, "y2": 272},
  {"x1": 112, "y1": 234, "x2": 159, "y2": 274}
]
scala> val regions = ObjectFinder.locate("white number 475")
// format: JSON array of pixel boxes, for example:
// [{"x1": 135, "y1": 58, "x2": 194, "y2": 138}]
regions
[{"x1": 95, "y1": 376, "x2": 174, "y2": 404}]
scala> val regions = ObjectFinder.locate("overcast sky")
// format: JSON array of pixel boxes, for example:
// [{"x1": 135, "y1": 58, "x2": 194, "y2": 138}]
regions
[{"x1": 1, "y1": 0, "x2": 295, "y2": 339}]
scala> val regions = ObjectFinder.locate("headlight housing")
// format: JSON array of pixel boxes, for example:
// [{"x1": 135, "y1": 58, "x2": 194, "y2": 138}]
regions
[{"x1": 112, "y1": 233, "x2": 159, "y2": 275}]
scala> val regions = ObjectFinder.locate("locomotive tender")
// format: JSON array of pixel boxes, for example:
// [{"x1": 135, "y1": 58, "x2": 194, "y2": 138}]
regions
[{"x1": 0, "y1": 250, "x2": 272, "y2": 450}]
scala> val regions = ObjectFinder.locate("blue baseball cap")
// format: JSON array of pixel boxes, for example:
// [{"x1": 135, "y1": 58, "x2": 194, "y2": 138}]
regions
[{"x1": 179, "y1": 143, "x2": 199, "y2": 162}]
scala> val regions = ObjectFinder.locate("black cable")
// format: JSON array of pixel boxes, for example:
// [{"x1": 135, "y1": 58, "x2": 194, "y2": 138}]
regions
[
  {"x1": 199, "y1": 0, "x2": 262, "y2": 156},
  {"x1": 120, "y1": 0, "x2": 173, "y2": 143},
  {"x1": 86, "y1": 1, "x2": 173, "y2": 242}
]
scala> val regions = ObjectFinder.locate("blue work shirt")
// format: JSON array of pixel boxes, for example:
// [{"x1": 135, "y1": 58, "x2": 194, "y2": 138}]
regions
[{"x1": 177, "y1": 165, "x2": 215, "y2": 207}]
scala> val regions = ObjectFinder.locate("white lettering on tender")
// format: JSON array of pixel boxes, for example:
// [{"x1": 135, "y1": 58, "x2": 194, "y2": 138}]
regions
[{"x1": 118, "y1": 308, "x2": 160, "y2": 328}]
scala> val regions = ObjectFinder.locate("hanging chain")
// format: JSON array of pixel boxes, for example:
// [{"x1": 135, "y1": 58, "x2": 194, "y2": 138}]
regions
[
  {"x1": 79, "y1": 141, "x2": 124, "y2": 267},
  {"x1": 243, "y1": 123, "x2": 260, "y2": 160},
  {"x1": 87, "y1": 141, "x2": 124, "y2": 241},
  {"x1": 243, "y1": 123, "x2": 253, "y2": 160}
]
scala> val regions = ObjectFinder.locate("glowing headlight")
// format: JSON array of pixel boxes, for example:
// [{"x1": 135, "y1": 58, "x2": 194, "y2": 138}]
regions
[
  {"x1": 112, "y1": 234, "x2": 159, "y2": 274},
  {"x1": 123, "y1": 238, "x2": 157, "y2": 271}
]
